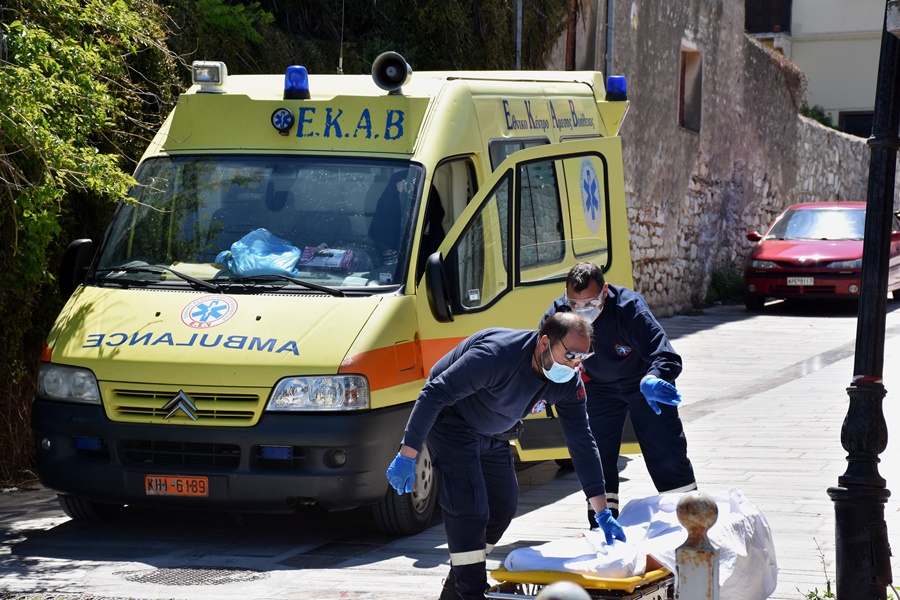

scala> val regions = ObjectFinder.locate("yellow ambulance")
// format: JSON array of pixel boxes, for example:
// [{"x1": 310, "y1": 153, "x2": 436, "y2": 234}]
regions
[{"x1": 33, "y1": 53, "x2": 633, "y2": 534}]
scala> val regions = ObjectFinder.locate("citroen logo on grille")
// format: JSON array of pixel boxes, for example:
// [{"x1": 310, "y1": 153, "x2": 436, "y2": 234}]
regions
[{"x1": 163, "y1": 391, "x2": 198, "y2": 421}]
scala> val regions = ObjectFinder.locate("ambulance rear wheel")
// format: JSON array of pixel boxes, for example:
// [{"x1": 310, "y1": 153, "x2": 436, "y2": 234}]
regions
[
  {"x1": 373, "y1": 442, "x2": 438, "y2": 535},
  {"x1": 57, "y1": 494, "x2": 124, "y2": 520}
]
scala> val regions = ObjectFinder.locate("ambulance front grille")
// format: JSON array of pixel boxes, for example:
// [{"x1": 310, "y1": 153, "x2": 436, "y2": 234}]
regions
[
  {"x1": 109, "y1": 389, "x2": 259, "y2": 423},
  {"x1": 122, "y1": 439, "x2": 241, "y2": 469}
]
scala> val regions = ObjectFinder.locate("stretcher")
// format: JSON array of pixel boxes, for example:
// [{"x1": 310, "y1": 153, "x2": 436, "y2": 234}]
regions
[{"x1": 486, "y1": 567, "x2": 674, "y2": 599}]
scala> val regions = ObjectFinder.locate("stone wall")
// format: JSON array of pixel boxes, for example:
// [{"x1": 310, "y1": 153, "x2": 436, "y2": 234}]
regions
[{"x1": 550, "y1": 0, "x2": 891, "y2": 317}]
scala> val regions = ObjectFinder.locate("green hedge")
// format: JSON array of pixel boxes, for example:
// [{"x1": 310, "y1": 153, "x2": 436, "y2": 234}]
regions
[{"x1": 0, "y1": 0, "x2": 570, "y2": 485}]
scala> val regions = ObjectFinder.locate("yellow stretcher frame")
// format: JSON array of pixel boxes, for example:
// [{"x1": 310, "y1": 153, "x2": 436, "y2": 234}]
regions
[{"x1": 487, "y1": 567, "x2": 674, "y2": 599}]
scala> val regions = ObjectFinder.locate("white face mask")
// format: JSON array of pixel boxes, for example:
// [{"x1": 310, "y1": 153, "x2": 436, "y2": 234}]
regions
[
  {"x1": 541, "y1": 348, "x2": 577, "y2": 383},
  {"x1": 573, "y1": 306, "x2": 601, "y2": 322},
  {"x1": 566, "y1": 285, "x2": 606, "y2": 323}
]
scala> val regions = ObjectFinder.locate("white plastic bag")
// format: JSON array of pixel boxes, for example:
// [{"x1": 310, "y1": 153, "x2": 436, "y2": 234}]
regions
[{"x1": 503, "y1": 488, "x2": 778, "y2": 600}]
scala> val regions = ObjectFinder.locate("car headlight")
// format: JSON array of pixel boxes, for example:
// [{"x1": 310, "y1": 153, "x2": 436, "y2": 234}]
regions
[
  {"x1": 37, "y1": 363, "x2": 101, "y2": 404},
  {"x1": 267, "y1": 375, "x2": 369, "y2": 411},
  {"x1": 751, "y1": 260, "x2": 777, "y2": 269},
  {"x1": 828, "y1": 259, "x2": 862, "y2": 269}
]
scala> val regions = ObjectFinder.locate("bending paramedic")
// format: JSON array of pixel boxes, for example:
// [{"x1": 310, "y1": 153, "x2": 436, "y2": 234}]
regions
[
  {"x1": 542, "y1": 262, "x2": 697, "y2": 525},
  {"x1": 386, "y1": 312, "x2": 625, "y2": 600}
]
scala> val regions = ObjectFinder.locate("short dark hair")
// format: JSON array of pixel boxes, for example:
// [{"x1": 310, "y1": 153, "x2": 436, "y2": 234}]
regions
[
  {"x1": 539, "y1": 311, "x2": 593, "y2": 345},
  {"x1": 566, "y1": 261, "x2": 605, "y2": 293}
]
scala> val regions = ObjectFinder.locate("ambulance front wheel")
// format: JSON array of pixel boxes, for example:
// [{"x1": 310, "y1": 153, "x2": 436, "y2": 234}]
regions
[
  {"x1": 373, "y1": 442, "x2": 438, "y2": 535},
  {"x1": 57, "y1": 494, "x2": 124, "y2": 521}
]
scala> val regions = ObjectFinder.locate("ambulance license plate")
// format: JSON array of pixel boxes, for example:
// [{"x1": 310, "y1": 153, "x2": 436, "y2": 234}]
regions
[
  {"x1": 145, "y1": 475, "x2": 208, "y2": 497},
  {"x1": 787, "y1": 277, "x2": 814, "y2": 286}
]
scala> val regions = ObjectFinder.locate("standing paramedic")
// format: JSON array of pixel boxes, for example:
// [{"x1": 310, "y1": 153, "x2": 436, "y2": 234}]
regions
[
  {"x1": 385, "y1": 312, "x2": 626, "y2": 600},
  {"x1": 542, "y1": 261, "x2": 697, "y2": 525}
]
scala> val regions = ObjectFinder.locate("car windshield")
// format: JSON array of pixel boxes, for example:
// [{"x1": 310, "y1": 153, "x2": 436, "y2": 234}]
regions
[
  {"x1": 766, "y1": 208, "x2": 865, "y2": 241},
  {"x1": 95, "y1": 155, "x2": 423, "y2": 288}
]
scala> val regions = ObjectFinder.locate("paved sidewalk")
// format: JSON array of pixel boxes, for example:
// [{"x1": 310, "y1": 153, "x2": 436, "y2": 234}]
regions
[
  {"x1": 498, "y1": 301, "x2": 900, "y2": 600},
  {"x1": 3, "y1": 301, "x2": 900, "y2": 599}
]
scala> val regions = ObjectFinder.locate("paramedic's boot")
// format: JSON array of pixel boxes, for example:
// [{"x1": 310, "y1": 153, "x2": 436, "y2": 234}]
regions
[{"x1": 439, "y1": 568, "x2": 462, "y2": 600}]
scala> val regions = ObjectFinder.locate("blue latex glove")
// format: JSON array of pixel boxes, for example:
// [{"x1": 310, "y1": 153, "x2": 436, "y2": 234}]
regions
[
  {"x1": 640, "y1": 375, "x2": 682, "y2": 415},
  {"x1": 594, "y1": 509, "x2": 627, "y2": 544},
  {"x1": 386, "y1": 453, "x2": 416, "y2": 495}
]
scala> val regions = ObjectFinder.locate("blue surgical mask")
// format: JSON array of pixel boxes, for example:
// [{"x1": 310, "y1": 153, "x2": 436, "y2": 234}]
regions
[{"x1": 542, "y1": 348, "x2": 577, "y2": 383}]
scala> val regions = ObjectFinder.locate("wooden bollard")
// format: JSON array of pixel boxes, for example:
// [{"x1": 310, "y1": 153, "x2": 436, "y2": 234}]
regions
[{"x1": 675, "y1": 491, "x2": 719, "y2": 599}]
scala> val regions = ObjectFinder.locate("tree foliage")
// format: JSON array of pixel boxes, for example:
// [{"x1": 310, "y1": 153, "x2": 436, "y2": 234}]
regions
[
  {"x1": 0, "y1": 0, "x2": 570, "y2": 485},
  {"x1": 0, "y1": 0, "x2": 180, "y2": 483},
  {"x1": 161, "y1": 0, "x2": 567, "y2": 78}
]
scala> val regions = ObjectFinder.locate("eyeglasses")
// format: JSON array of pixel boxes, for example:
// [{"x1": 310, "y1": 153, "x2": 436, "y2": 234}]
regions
[
  {"x1": 565, "y1": 292, "x2": 604, "y2": 311},
  {"x1": 558, "y1": 338, "x2": 595, "y2": 362}
]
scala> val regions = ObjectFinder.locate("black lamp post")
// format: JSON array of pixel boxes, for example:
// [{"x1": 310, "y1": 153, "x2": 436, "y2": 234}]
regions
[{"x1": 826, "y1": 2, "x2": 900, "y2": 597}]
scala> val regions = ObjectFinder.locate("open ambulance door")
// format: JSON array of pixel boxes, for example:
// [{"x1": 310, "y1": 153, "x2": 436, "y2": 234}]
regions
[{"x1": 417, "y1": 137, "x2": 631, "y2": 462}]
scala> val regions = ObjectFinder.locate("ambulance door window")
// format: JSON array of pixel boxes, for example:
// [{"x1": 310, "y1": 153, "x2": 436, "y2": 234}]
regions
[
  {"x1": 517, "y1": 158, "x2": 564, "y2": 281},
  {"x1": 489, "y1": 138, "x2": 549, "y2": 171},
  {"x1": 448, "y1": 173, "x2": 511, "y2": 310},
  {"x1": 417, "y1": 159, "x2": 476, "y2": 281},
  {"x1": 435, "y1": 159, "x2": 478, "y2": 223}
]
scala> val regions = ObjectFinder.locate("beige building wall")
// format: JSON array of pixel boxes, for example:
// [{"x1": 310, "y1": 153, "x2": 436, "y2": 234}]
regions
[
  {"x1": 543, "y1": 0, "x2": 893, "y2": 316},
  {"x1": 791, "y1": 0, "x2": 883, "y2": 123}
]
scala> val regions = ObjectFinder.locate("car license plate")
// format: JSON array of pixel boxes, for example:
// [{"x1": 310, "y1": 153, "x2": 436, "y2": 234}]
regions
[
  {"x1": 145, "y1": 474, "x2": 208, "y2": 497},
  {"x1": 787, "y1": 277, "x2": 814, "y2": 286}
]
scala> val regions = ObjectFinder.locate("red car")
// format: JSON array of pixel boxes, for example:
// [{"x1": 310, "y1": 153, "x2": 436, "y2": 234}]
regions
[{"x1": 742, "y1": 202, "x2": 900, "y2": 311}]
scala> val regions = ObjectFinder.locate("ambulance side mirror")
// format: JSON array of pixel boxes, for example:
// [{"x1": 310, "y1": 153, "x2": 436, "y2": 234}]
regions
[
  {"x1": 59, "y1": 239, "x2": 95, "y2": 300},
  {"x1": 425, "y1": 252, "x2": 454, "y2": 322}
]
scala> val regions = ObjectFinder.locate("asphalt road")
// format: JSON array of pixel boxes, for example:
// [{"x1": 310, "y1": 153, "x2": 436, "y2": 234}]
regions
[{"x1": 3, "y1": 298, "x2": 900, "y2": 599}]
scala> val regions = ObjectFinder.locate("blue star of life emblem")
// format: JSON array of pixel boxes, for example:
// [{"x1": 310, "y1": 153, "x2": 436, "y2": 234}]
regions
[
  {"x1": 580, "y1": 158, "x2": 602, "y2": 234},
  {"x1": 192, "y1": 299, "x2": 227, "y2": 322},
  {"x1": 271, "y1": 108, "x2": 294, "y2": 133},
  {"x1": 181, "y1": 295, "x2": 238, "y2": 328}
]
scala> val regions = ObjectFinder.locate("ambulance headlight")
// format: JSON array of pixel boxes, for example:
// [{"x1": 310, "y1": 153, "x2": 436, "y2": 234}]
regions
[
  {"x1": 38, "y1": 364, "x2": 101, "y2": 404},
  {"x1": 267, "y1": 376, "x2": 369, "y2": 411},
  {"x1": 192, "y1": 61, "x2": 228, "y2": 93}
]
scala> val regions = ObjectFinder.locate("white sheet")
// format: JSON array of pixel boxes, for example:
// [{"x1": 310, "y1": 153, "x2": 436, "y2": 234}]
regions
[{"x1": 503, "y1": 488, "x2": 778, "y2": 600}]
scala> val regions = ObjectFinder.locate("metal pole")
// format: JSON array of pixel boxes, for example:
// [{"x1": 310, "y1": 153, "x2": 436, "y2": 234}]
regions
[
  {"x1": 516, "y1": 0, "x2": 522, "y2": 70},
  {"x1": 606, "y1": 0, "x2": 615, "y2": 82},
  {"x1": 566, "y1": 0, "x2": 577, "y2": 71},
  {"x1": 827, "y1": 2, "x2": 900, "y2": 597}
]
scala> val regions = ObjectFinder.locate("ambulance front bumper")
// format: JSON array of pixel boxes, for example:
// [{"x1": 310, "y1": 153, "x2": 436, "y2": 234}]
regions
[{"x1": 31, "y1": 398, "x2": 412, "y2": 512}]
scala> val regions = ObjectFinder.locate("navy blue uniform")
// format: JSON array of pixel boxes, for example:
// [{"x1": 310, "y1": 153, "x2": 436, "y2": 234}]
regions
[
  {"x1": 542, "y1": 285, "x2": 696, "y2": 515},
  {"x1": 402, "y1": 328, "x2": 605, "y2": 600}
]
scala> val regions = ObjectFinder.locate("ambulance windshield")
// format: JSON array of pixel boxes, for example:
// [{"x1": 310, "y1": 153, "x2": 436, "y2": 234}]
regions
[{"x1": 95, "y1": 155, "x2": 423, "y2": 289}]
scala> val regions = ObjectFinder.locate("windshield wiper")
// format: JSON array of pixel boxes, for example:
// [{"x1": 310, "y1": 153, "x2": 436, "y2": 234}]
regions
[
  {"x1": 94, "y1": 265, "x2": 221, "y2": 293},
  {"x1": 217, "y1": 274, "x2": 345, "y2": 297}
]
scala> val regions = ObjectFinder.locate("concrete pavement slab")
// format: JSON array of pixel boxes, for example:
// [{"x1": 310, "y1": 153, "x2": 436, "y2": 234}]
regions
[{"x1": 3, "y1": 301, "x2": 900, "y2": 599}]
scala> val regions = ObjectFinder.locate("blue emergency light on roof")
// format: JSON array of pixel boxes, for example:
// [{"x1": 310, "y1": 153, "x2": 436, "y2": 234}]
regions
[
  {"x1": 191, "y1": 61, "x2": 228, "y2": 93},
  {"x1": 284, "y1": 65, "x2": 311, "y2": 100},
  {"x1": 605, "y1": 76, "x2": 627, "y2": 102}
]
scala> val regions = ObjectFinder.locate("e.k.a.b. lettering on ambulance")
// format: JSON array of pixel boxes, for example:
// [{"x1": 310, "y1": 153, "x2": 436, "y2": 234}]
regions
[{"x1": 295, "y1": 106, "x2": 406, "y2": 140}]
